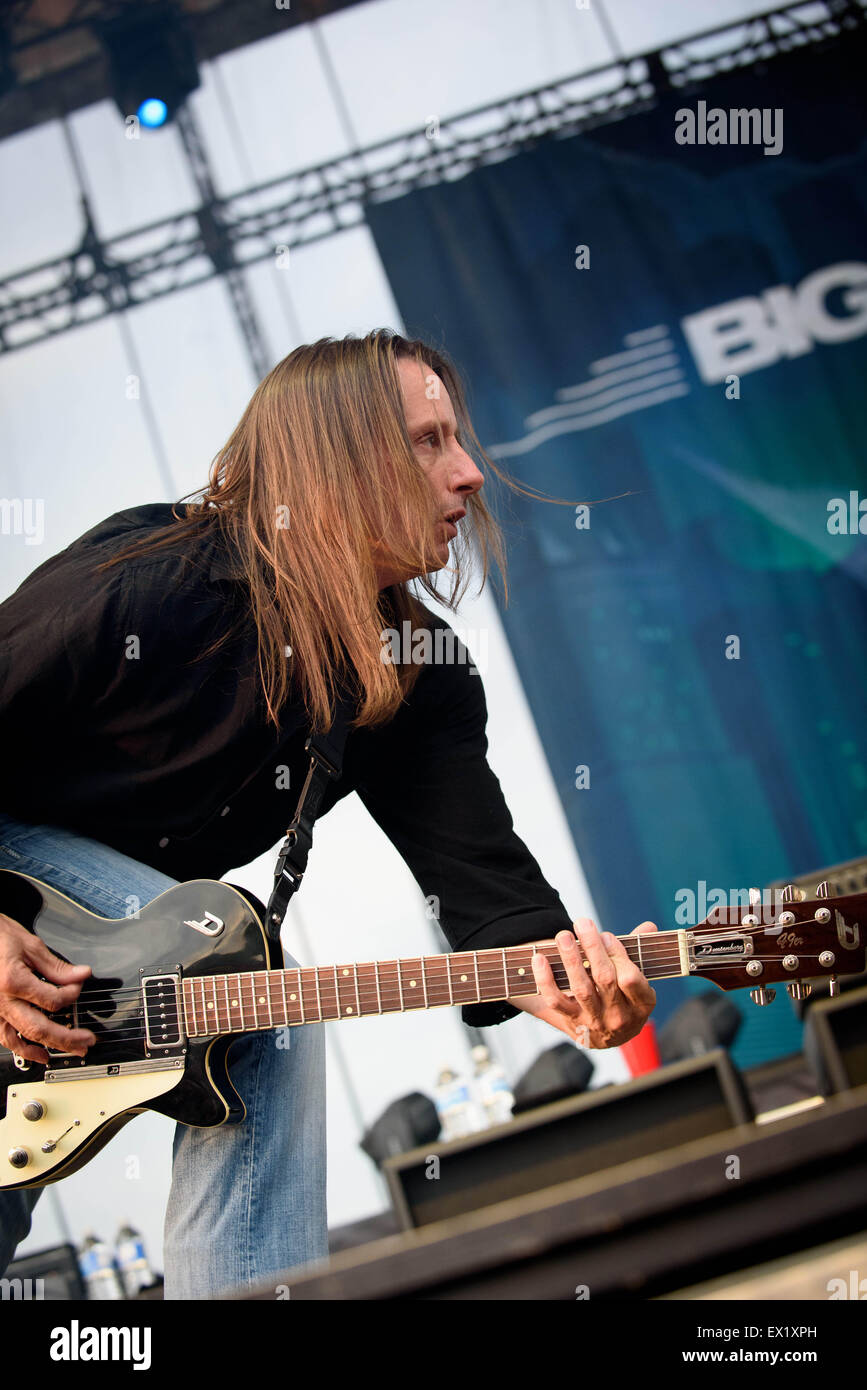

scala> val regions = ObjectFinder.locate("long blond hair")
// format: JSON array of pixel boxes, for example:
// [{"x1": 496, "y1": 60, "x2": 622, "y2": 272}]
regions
[{"x1": 98, "y1": 329, "x2": 556, "y2": 731}]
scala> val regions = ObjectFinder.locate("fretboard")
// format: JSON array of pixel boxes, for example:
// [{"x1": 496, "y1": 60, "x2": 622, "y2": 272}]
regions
[{"x1": 183, "y1": 934, "x2": 687, "y2": 1037}]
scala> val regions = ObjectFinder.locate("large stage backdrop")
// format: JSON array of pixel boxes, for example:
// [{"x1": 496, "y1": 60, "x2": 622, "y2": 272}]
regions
[{"x1": 367, "y1": 40, "x2": 867, "y2": 1067}]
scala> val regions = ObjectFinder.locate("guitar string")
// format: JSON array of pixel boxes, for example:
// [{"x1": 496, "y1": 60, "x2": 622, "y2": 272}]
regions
[
  {"x1": 25, "y1": 916, "x2": 832, "y2": 1006},
  {"x1": 23, "y1": 927, "x2": 845, "y2": 1033},
  {"x1": 31, "y1": 955, "x2": 835, "y2": 1048},
  {"x1": 32, "y1": 938, "x2": 838, "y2": 1010}
]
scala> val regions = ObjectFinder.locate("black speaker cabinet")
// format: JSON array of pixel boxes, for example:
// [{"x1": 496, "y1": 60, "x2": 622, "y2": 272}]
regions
[
  {"x1": 4, "y1": 1242, "x2": 86, "y2": 1300},
  {"x1": 384, "y1": 1049, "x2": 753, "y2": 1229},
  {"x1": 805, "y1": 983, "x2": 867, "y2": 1095}
]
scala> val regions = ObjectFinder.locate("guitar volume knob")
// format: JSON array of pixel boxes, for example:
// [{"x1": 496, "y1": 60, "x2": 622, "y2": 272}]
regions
[
  {"x1": 8, "y1": 1147, "x2": 30, "y2": 1169},
  {"x1": 22, "y1": 1100, "x2": 45, "y2": 1121}
]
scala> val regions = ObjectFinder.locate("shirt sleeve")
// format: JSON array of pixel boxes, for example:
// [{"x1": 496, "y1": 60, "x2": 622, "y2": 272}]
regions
[
  {"x1": 0, "y1": 547, "x2": 131, "y2": 811},
  {"x1": 348, "y1": 617, "x2": 573, "y2": 1027}
]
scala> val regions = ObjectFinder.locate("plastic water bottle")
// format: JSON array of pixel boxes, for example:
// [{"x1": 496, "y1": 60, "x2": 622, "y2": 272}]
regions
[
  {"x1": 434, "y1": 1066, "x2": 486, "y2": 1141},
  {"x1": 115, "y1": 1222, "x2": 155, "y2": 1297},
  {"x1": 78, "y1": 1232, "x2": 126, "y2": 1300},
  {"x1": 472, "y1": 1044, "x2": 515, "y2": 1127}
]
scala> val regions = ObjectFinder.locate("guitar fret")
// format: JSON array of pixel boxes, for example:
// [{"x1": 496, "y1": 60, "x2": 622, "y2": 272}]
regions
[
  {"x1": 421, "y1": 957, "x2": 429, "y2": 1008},
  {"x1": 354, "y1": 963, "x2": 361, "y2": 1018},
  {"x1": 374, "y1": 961, "x2": 382, "y2": 1014},
  {"x1": 501, "y1": 948, "x2": 508, "y2": 1001},
  {"x1": 186, "y1": 981, "x2": 197, "y2": 1036},
  {"x1": 424, "y1": 955, "x2": 449, "y2": 1009},
  {"x1": 334, "y1": 965, "x2": 344, "y2": 1017},
  {"x1": 209, "y1": 976, "x2": 219, "y2": 1031},
  {"x1": 357, "y1": 962, "x2": 374, "y2": 1020},
  {"x1": 446, "y1": 955, "x2": 454, "y2": 1005},
  {"x1": 198, "y1": 977, "x2": 207, "y2": 1034},
  {"x1": 511, "y1": 946, "x2": 536, "y2": 997},
  {"x1": 313, "y1": 967, "x2": 323, "y2": 1022},
  {"x1": 396, "y1": 960, "x2": 405, "y2": 1012},
  {"x1": 279, "y1": 971, "x2": 289, "y2": 1027},
  {"x1": 223, "y1": 976, "x2": 231, "y2": 1032},
  {"x1": 473, "y1": 952, "x2": 480, "y2": 1002},
  {"x1": 264, "y1": 972, "x2": 274, "y2": 1029},
  {"x1": 448, "y1": 953, "x2": 478, "y2": 1004},
  {"x1": 636, "y1": 935, "x2": 644, "y2": 974},
  {"x1": 236, "y1": 973, "x2": 246, "y2": 1028}
]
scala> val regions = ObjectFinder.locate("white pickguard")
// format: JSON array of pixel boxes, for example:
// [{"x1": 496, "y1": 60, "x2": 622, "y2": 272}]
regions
[{"x1": 2, "y1": 1069, "x2": 184, "y2": 1186}]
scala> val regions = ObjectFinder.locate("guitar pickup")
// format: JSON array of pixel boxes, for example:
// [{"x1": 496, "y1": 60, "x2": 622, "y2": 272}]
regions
[{"x1": 141, "y1": 973, "x2": 185, "y2": 1052}]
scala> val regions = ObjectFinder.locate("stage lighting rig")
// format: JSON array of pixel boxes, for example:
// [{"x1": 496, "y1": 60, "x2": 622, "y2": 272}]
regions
[{"x1": 96, "y1": 2, "x2": 200, "y2": 130}]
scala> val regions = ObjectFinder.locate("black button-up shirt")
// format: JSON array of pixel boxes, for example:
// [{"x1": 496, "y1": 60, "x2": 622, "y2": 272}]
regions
[{"x1": 0, "y1": 503, "x2": 572, "y2": 1025}]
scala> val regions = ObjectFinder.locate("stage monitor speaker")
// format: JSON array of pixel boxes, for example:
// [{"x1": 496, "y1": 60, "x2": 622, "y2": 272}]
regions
[
  {"x1": 804, "y1": 983, "x2": 867, "y2": 1095},
  {"x1": 4, "y1": 1242, "x2": 86, "y2": 1300},
  {"x1": 384, "y1": 1048, "x2": 753, "y2": 1230}
]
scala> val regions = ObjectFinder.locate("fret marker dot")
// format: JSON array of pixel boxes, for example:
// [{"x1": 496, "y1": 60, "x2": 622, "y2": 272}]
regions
[
  {"x1": 290, "y1": 994, "x2": 296, "y2": 1001},
  {"x1": 207, "y1": 1001, "x2": 214, "y2": 1009},
  {"x1": 461, "y1": 974, "x2": 467, "y2": 982},
  {"x1": 518, "y1": 968, "x2": 525, "y2": 976},
  {"x1": 342, "y1": 968, "x2": 349, "y2": 976},
  {"x1": 231, "y1": 1000, "x2": 238, "y2": 1007},
  {"x1": 409, "y1": 979, "x2": 417, "y2": 988},
  {"x1": 346, "y1": 1007, "x2": 353, "y2": 1014}
]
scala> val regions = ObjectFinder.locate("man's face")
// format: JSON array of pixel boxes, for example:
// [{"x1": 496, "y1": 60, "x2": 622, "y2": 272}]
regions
[{"x1": 375, "y1": 357, "x2": 484, "y2": 587}]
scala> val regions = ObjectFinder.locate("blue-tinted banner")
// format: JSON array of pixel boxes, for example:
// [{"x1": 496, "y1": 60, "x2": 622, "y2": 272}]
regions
[{"x1": 367, "y1": 43, "x2": 867, "y2": 1065}]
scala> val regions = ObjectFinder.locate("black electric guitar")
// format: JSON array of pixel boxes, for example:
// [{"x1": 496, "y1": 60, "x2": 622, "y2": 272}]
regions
[{"x1": 0, "y1": 868, "x2": 864, "y2": 1190}]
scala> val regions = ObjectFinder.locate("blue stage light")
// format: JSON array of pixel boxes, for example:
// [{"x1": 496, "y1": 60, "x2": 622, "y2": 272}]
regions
[{"x1": 137, "y1": 98, "x2": 169, "y2": 128}]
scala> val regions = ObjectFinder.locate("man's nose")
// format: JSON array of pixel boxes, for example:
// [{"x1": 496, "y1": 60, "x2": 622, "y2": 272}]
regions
[{"x1": 451, "y1": 446, "x2": 485, "y2": 496}]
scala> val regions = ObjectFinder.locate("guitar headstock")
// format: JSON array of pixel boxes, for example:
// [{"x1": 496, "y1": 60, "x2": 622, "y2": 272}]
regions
[{"x1": 689, "y1": 882, "x2": 867, "y2": 1005}]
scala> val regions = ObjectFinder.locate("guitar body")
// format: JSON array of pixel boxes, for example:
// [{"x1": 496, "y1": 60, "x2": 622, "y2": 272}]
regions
[{"x1": 0, "y1": 869, "x2": 276, "y2": 1190}]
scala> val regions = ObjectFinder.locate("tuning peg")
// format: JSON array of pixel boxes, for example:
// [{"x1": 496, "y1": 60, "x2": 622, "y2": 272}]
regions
[
  {"x1": 829, "y1": 976, "x2": 840, "y2": 997},
  {"x1": 749, "y1": 987, "x2": 776, "y2": 1006},
  {"x1": 781, "y1": 883, "x2": 808, "y2": 902},
  {"x1": 786, "y1": 981, "x2": 812, "y2": 1001},
  {"x1": 742, "y1": 888, "x2": 763, "y2": 925},
  {"x1": 816, "y1": 880, "x2": 831, "y2": 899}
]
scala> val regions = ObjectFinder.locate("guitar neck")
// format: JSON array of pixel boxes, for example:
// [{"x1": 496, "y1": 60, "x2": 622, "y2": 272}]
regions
[{"x1": 182, "y1": 933, "x2": 689, "y2": 1037}]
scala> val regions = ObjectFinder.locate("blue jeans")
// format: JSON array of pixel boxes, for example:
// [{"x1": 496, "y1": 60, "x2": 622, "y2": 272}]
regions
[{"x1": 0, "y1": 814, "x2": 328, "y2": 1299}]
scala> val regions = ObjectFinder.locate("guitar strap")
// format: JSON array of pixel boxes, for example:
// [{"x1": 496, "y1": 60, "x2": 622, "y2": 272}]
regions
[{"x1": 264, "y1": 696, "x2": 353, "y2": 939}]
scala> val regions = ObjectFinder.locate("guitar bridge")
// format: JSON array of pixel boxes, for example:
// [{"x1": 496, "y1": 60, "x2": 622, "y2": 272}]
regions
[{"x1": 141, "y1": 973, "x2": 185, "y2": 1054}]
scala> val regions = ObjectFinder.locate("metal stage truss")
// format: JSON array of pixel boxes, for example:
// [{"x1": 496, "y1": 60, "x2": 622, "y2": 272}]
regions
[{"x1": 1, "y1": 0, "x2": 865, "y2": 356}]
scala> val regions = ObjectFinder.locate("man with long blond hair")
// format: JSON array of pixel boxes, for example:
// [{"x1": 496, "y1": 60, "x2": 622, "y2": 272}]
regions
[{"x1": 0, "y1": 329, "x2": 657, "y2": 1297}]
